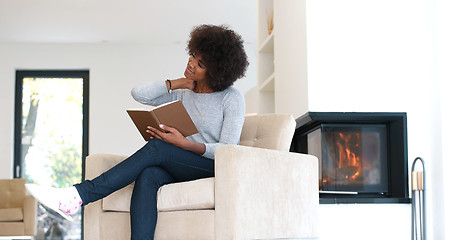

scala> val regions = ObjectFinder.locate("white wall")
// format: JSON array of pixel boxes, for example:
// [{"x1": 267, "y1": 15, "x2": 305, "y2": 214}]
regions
[
  {"x1": 438, "y1": 0, "x2": 455, "y2": 238},
  {"x1": 307, "y1": 0, "x2": 452, "y2": 239},
  {"x1": 0, "y1": 42, "x2": 256, "y2": 179}
]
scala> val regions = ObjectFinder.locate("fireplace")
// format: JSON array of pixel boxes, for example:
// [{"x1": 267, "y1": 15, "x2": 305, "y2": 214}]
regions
[{"x1": 291, "y1": 112, "x2": 410, "y2": 204}]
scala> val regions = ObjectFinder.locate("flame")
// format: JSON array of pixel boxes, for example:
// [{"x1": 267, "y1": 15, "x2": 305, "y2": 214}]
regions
[
  {"x1": 321, "y1": 129, "x2": 383, "y2": 189},
  {"x1": 335, "y1": 132, "x2": 362, "y2": 181}
]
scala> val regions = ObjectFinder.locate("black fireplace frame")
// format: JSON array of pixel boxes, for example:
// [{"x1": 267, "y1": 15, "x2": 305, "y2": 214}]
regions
[{"x1": 291, "y1": 112, "x2": 411, "y2": 204}]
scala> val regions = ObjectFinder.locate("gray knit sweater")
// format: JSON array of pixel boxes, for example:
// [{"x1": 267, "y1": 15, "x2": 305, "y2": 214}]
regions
[{"x1": 131, "y1": 81, "x2": 245, "y2": 159}]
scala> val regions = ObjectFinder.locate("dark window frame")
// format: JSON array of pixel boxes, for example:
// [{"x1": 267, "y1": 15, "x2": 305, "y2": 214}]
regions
[{"x1": 14, "y1": 70, "x2": 89, "y2": 181}]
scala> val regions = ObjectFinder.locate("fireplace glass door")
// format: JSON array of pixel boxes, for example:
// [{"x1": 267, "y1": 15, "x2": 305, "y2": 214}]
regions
[{"x1": 308, "y1": 124, "x2": 388, "y2": 193}]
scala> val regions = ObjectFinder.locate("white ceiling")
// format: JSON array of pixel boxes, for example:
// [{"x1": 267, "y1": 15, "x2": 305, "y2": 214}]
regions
[{"x1": 0, "y1": 0, "x2": 256, "y2": 45}]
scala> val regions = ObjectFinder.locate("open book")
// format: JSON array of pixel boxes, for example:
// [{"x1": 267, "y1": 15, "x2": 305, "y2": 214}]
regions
[{"x1": 127, "y1": 100, "x2": 198, "y2": 141}]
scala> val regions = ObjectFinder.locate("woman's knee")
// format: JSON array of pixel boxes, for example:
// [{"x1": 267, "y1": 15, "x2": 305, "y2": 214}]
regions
[
  {"x1": 144, "y1": 139, "x2": 176, "y2": 159},
  {"x1": 145, "y1": 138, "x2": 168, "y2": 150},
  {"x1": 136, "y1": 167, "x2": 174, "y2": 188}
]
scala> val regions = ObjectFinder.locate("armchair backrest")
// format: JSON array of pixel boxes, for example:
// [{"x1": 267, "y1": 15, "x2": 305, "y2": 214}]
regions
[
  {"x1": 0, "y1": 179, "x2": 26, "y2": 209},
  {"x1": 239, "y1": 114, "x2": 296, "y2": 152}
]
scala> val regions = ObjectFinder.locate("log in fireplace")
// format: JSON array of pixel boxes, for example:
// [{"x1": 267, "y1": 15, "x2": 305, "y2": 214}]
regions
[{"x1": 291, "y1": 112, "x2": 411, "y2": 204}]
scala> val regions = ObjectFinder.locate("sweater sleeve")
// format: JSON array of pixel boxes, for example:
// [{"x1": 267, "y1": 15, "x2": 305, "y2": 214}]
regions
[
  {"x1": 131, "y1": 81, "x2": 175, "y2": 106},
  {"x1": 201, "y1": 90, "x2": 245, "y2": 159}
]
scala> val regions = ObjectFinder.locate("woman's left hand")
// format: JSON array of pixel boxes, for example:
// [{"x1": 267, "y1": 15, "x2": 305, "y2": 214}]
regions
[{"x1": 146, "y1": 124, "x2": 189, "y2": 148}]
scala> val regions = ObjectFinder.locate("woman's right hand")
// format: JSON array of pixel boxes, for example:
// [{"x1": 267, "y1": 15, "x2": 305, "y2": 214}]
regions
[{"x1": 169, "y1": 78, "x2": 196, "y2": 91}]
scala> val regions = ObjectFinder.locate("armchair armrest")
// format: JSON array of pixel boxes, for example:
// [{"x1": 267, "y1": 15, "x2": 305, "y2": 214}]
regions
[
  {"x1": 84, "y1": 154, "x2": 128, "y2": 240},
  {"x1": 214, "y1": 145, "x2": 319, "y2": 240},
  {"x1": 23, "y1": 195, "x2": 37, "y2": 236}
]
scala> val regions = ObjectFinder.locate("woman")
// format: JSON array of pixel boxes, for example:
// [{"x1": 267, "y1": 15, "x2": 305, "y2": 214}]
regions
[{"x1": 26, "y1": 24, "x2": 249, "y2": 239}]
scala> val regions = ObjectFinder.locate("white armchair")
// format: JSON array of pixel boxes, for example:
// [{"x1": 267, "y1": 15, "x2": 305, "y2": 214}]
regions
[{"x1": 84, "y1": 114, "x2": 319, "y2": 239}]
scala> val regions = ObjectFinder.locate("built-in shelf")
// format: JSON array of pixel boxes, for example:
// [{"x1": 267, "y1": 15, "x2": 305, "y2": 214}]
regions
[
  {"x1": 258, "y1": 32, "x2": 274, "y2": 53},
  {"x1": 258, "y1": 72, "x2": 275, "y2": 92},
  {"x1": 247, "y1": 0, "x2": 310, "y2": 119},
  {"x1": 247, "y1": 0, "x2": 277, "y2": 114},
  {"x1": 256, "y1": 1, "x2": 275, "y2": 113}
]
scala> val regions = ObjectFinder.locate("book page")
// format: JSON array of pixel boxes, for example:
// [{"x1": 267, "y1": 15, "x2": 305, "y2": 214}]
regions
[
  {"x1": 152, "y1": 99, "x2": 179, "y2": 109},
  {"x1": 127, "y1": 100, "x2": 179, "y2": 111}
]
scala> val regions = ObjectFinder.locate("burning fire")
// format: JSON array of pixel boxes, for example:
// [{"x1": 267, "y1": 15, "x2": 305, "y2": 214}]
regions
[
  {"x1": 321, "y1": 128, "x2": 383, "y2": 190},
  {"x1": 335, "y1": 133, "x2": 362, "y2": 181}
]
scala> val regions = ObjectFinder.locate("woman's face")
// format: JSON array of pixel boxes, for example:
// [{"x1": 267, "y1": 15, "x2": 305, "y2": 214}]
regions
[{"x1": 184, "y1": 53, "x2": 208, "y2": 81}]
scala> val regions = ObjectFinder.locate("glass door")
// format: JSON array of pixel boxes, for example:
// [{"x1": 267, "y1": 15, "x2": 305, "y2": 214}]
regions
[{"x1": 14, "y1": 70, "x2": 89, "y2": 240}]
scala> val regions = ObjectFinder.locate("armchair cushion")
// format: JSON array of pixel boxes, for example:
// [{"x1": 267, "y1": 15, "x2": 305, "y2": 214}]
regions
[
  {"x1": 157, "y1": 177, "x2": 214, "y2": 212},
  {"x1": 0, "y1": 208, "x2": 23, "y2": 222},
  {"x1": 0, "y1": 179, "x2": 26, "y2": 209},
  {"x1": 239, "y1": 113, "x2": 296, "y2": 151},
  {"x1": 102, "y1": 177, "x2": 215, "y2": 213}
]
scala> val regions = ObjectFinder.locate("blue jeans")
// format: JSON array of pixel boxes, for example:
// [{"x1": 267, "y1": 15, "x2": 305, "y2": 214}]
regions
[{"x1": 75, "y1": 139, "x2": 214, "y2": 240}]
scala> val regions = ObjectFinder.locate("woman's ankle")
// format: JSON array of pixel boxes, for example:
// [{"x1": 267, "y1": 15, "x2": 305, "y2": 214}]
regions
[{"x1": 58, "y1": 187, "x2": 83, "y2": 215}]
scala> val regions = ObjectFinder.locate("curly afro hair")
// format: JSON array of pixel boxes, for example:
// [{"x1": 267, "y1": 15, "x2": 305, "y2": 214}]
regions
[{"x1": 187, "y1": 24, "x2": 249, "y2": 92}]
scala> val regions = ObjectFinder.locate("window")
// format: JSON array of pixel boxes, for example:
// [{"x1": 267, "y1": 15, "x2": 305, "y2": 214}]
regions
[{"x1": 14, "y1": 70, "x2": 89, "y2": 240}]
